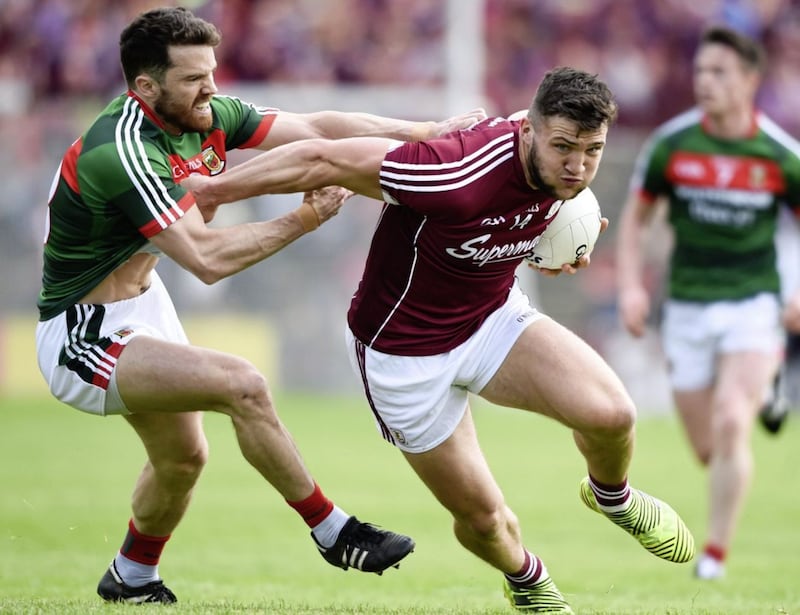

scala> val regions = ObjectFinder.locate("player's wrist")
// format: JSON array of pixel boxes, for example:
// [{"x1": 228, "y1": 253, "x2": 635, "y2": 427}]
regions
[
  {"x1": 294, "y1": 201, "x2": 321, "y2": 233},
  {"x1": 410, "y1": 121, "x2": 435, "y2": 142}
]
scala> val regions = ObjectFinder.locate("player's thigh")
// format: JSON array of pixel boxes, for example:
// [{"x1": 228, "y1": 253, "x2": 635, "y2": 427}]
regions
[
  {"x1": 115, "y1": 335, "x2": 264, "y2": 414},
  {"x1": 402, "y1": 406, "x2": 504, "y2": 520},
  {"x1": 715, "y1": 351, "x2": 779, "y2": 418},
  {"x1": 673, "y1": 388, "x2": 714, "y2": 461},
  {"x1": 479, "y1": 316, "x2": 633, "y2": 430}
]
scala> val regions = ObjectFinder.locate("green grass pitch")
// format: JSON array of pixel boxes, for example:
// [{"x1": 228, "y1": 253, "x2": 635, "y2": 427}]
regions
[{"x1": 1, "y1": 392, "x2": 798, "y2": 614}]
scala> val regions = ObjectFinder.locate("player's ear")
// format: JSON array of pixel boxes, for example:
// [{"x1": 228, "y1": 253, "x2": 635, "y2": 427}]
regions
[
  {"x1": 518, "y1": 117, "x2": 534, "y2": 144},
  {"x1": 134, "y1": 73, "x2": 160, "y2": 98}
]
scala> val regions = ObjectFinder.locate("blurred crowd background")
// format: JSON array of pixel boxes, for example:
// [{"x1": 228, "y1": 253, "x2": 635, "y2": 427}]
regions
[
  {"x1": 2, "y1": 0, "x2": 799, "y2": 405},
  {"x1": 4, "y1": 0, "x2": 799, "y2": 125}
]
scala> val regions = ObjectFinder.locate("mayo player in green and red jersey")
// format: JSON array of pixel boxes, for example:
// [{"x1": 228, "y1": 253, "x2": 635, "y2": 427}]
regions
[
  {"x1": 616, "y1": 25, "x2": 800, "y2": 580},
  {"x1": 34, "y1": 6, "x2": 484, "y2": 604}
]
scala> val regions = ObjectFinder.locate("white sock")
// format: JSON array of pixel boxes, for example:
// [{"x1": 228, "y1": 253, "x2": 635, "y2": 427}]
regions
[
  {"x1": 310, "y1": 506, "x2": 350, "y2": 548},
  {"x1": 113, "y1": 553, "x2": 159, "y2": 587}
]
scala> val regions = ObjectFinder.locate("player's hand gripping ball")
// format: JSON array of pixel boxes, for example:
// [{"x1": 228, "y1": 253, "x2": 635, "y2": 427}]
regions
[{"x1": 526, "y1": 187, "x2": 602, "y2": 269}]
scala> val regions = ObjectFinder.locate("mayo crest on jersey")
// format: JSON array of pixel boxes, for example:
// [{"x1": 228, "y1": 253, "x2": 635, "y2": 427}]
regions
[
  {"x1": 630, "y1": 108, "x2": 800, "y2": 302},
  {"x1": 38, "y1": 91, "x2": 277, "y2": 320},
  {"x1": 348, "y1": 116, "x2": 558, "y2": 355}
]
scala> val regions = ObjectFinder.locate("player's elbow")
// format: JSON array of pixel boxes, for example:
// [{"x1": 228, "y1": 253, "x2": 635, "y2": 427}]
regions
[
  {"x1": 197, "y1": 261, "x2": 229, "y2": 285},
  {"x1": 194, "y1": 267, "x2": 224, "y2": 285},
  {"x1": 182, "y1": 253, "x2": 227, "y2": 285},
  {"x1": 295, "y1": 140, "x2": 348, "y2": 187}
]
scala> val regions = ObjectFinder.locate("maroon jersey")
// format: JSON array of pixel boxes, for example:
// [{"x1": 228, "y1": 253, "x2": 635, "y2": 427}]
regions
[{"x1": 347, "y1": 117, "x2": 560, "y2": 355}]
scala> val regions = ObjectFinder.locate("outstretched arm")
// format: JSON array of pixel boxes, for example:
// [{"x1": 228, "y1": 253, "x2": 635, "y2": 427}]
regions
[
  {"x1": 185, "y1": 137, "x2": 391, "y2": 209},
  {"x1": 150, "y1": 186, "x2": 352, "y2": 284},
  {"x1": 258, "y1": 108, "x2": 486, "y2": 149}
]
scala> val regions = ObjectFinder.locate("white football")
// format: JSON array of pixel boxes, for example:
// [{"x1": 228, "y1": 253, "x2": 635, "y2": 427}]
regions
[{"x1": 526, "y1": 188, "x2": 602, "y2": 269}]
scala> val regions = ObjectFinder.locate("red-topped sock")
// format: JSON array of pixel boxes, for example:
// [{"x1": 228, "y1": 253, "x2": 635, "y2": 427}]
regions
[
  {"x1": 286, "y1": 482, "x2": 349, "y2": 547},
  {"x1": 286, "y1": 482, "x2": 334, "y2": 527},
  {"x1": 121, "y1": 518, "x2": 170, "y2": 564},
  {"x1": 505, "y1": 549, "x2": 546, "y2": 587},
  {"x1": 704, "y1": 543, "x2": 726, "y2": 562},
  {"x1": 114, "y1": 519, "x2": 170, "y2": 586}
]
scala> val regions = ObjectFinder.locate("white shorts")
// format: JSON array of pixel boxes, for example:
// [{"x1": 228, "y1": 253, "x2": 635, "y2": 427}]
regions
[
  {"x1": 345, "y1": 282, "x2": 544, "y2": 453},
  {"x1": 661, "y1": 293, "x2": 784, "y2": 391},
  {"x1": 35, "y1": 272, "x2": 187, "y2": 416}
]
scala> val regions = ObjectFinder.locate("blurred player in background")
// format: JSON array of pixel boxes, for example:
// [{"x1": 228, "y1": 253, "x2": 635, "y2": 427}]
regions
[
  {"x1": 185, "y1": 66, "x2": 696, "y2": 614},
  {"x1": 616, "y1": 25, "x2": 800, "y2": 580},
  {"x1": 34, "y1": 6, "x2": 483, "y2": 604}
]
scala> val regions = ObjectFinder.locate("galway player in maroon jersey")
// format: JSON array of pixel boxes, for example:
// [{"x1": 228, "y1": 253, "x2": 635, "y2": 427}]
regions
[{"x1": 187, "y1": 67, "x2": 696, "y2": 613}]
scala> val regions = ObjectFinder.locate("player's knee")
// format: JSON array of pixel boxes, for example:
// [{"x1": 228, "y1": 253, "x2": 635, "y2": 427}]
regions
[
  {"x1": 587, "y1": 390, "x2": 636, "y2": 437},
  {"x1": 711, "y1": 411, "x2": 748, "y2": 451},
  {"x1": 611, "y1": 398, "x2": 637, "y2": 434},
  {"x1": 225, "y1": 360, "x2": 274, "y2": 420},
  {"x1": 696, "y1": 449, "x2": 712, "y2": 466}
]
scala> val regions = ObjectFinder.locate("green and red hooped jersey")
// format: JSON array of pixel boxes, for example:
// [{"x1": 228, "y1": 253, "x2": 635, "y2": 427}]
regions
[
  {"x1": 38, "y1": 91, "x2": 277, "y2": 321},
  {"x1": 629, "y1": 108, "x2": 800, "y2": 303}
]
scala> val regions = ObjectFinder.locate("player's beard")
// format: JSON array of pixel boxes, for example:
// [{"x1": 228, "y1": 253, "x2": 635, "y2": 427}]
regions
[
  {"x1": 525, "y1": 141, "x2": 560, "y2": 199},
  {"x1": 154, "y1": 90, "x2": 213, "y2": 134},
  {"x1": 525, "y1": 141, "x2": 584, "y2": 201}
]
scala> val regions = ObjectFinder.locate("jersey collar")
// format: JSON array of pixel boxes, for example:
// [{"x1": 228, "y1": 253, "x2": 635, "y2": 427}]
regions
[
  {"x1": 700, "y1": 109, "x2": 759, "y2": 139},
  {"x1": 127, "y1": 89, "x2": 167, "y2": 130}
]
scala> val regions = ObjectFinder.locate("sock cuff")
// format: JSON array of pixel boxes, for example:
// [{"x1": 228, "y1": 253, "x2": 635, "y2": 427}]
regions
[
  {"x1": 704, "y1": 543, "x2": 727, "y2": 562},
  {"x1": 286, "y1": 482, "x2": 334, "y2": 528},
  {"x1": 127, "y1": 518, "x2": 170, "y2": 543},
  {"x1": 589, "y1": 474, "x2": 631, "y2": 509},
  {"x1": 120, "y1": 518, "x2": 170, "y2": 565},
  {"x1": 505, "y1": 550, "x2": 545, "y2": 587}
]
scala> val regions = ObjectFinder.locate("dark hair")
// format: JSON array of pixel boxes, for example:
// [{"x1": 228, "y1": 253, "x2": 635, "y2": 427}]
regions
[
  {"x1": 700, "y1": 25, "x2": 766, "y2": 73},
  {"x1": 530, "y1": 67, "x2": 618, "y2": 132},
  {"x1": 119, "y1": 7, "x2": 221, "y2": 86}
]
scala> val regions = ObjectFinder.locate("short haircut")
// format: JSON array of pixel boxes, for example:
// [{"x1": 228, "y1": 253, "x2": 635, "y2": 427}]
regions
[
  {"x1": 530, "y1": 66, "x2": 618, "y2": 132},
  {"x1": 700, "y1": 25, "x2": 766, "y2": 73},
  {"x1": 119, "y1": 7, "x2": 221, "y2": 86}
]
